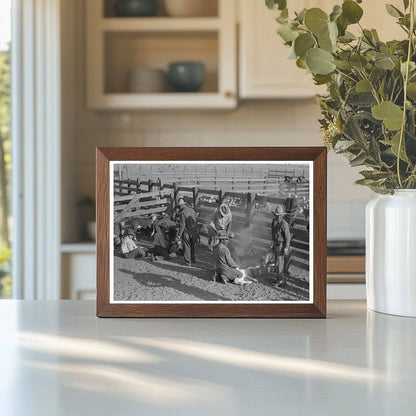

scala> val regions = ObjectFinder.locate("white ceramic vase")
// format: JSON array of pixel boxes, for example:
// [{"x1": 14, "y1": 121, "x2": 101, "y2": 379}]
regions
[{"x1": 366, "y1": 190, "x2": 416, "y2": 317}]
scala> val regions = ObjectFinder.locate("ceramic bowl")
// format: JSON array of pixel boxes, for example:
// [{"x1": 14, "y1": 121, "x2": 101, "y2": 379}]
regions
[
  {"x1": 114, "y1": 0, "x2": 158, "y2": 17},
  {"x1": 168, "y1": 62, "x2": 205, "y2": 93},
  {"x1": 127, "y1": 68, "x2": 167, "y2": 93}
]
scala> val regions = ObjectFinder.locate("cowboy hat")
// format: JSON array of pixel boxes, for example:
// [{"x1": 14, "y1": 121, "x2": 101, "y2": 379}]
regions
[
  {"x1": 177, "y1": 198, "x2": 186, "y2": 207},
  {"x1": 219, "y1": 203, "x2": 231, "y2": 217},
  {"x1": 273, "y1": 205, "x2": 285, "y2": 216}
]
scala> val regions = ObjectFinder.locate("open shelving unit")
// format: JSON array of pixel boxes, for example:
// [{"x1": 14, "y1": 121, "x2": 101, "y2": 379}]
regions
[{"x1": 86, "y1": 0, "x2": 237, "y2": 109}]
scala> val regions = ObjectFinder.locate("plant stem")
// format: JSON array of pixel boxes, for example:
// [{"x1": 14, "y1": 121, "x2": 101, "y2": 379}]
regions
[
  {"x1": 334, "y1": 68, "x2": 357, "y2": 83},
  {"x1": 397, "y1": 0, "x2": 415, "y2": 188}
]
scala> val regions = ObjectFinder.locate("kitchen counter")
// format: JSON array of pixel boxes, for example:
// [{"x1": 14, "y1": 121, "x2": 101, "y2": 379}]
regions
[{"x1": 0, "y1": 300, "x2": 415, "y2": 415}]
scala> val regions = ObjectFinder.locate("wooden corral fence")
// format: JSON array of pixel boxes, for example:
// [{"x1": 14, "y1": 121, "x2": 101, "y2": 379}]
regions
[
  {"x1": 114, "y1": 180, "x2": 310, "y2": 273},
  {"x1": 114, "y1": 174, "x2": 289, "y2": 195},
  {"x1": 279, "y1": 181, "x2": 309, "y2": 198}
]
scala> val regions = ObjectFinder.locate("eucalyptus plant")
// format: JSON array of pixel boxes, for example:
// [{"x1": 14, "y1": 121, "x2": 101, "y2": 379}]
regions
[{"x1": 266, "y1": 0, "x2": 416, "y2": 193}]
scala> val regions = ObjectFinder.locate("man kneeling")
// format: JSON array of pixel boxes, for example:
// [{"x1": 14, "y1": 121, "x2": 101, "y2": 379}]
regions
[{"x1": 212, "y1": 231, "x2": 255, "y2": 285}]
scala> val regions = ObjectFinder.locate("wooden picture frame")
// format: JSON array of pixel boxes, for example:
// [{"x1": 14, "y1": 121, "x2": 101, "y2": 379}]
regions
[{"x1": 96, "y1": 147, "x2": 327, "y2": 318}]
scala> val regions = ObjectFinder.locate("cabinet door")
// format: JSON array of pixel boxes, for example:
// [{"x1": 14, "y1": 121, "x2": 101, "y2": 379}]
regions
[
  {"x1": 239, "y1": 0, "x2": 321, "y2": 99},
  {"x1": 238, "y1": 0, "x2": 403, "y2": 99}
]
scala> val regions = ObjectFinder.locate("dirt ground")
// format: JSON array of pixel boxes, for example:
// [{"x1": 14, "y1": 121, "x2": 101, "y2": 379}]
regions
[{"x1": 113, "y1": 244, "x2": 309, "y2": 302}]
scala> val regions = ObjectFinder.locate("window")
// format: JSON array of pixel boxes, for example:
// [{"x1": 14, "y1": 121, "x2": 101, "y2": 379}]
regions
[{"x1": 0, "y1": 0, "x2": 11, "y2": 298}]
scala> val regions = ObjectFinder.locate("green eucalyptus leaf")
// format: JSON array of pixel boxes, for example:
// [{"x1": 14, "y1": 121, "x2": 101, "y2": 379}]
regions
[
  {"x1": 330, "y1": 5, "x2": 343, "y2": 22},
  {"x1": 407, "y1": 82, "x2": 416, "y2": 99},
  {"x1": 344, "y1": 113, "x2": 369, "y2": 147},
  {"x1": 328, "y1": 21, "x2": 338, "y2": 44},
  {"x1": 318, "y1": 31, "x2": 334, "y2": 52},
  {"x1": 277, "y1": 23, "x2": 299, "y2": 42},
  {"x1": 359, "y1": 170, "x2": 392, "y2": 180},
  {"x1": 266, "y1": 0, "x2": 287, "y2": 11},
  {"x1": 306, "y1": 48, "x2": 335, "y2": 75},
  {"x1": 350, "y1": 152, "x2": 368, "y2": 167},
  {"x1": 294, "y1": 33, "x2": 315, "y2": 57},
  {"x1": 393, "y1": 61, "x2": 402, "y2": 78},
  {"x1": 371, "y1": 29, "x2": 380, "y2": 42},
  {"x1": 355, "y1": 178, "x2": 377, "y2": 185},
  {"x1": 296, "y1": 57, "x2": 307, "y2": 69},
  {"x1": 385, "y1": 4, "x2": 404, "y2": 18},
  {"x1": 375, "y1": 56, "x2": 396, "y2": 70},
  {"x1": 333, "y1": 59, "x2": 353, "y2": 70},
  {"x1": 334, "y1": 139, "x2": 355, "y2": 152},
  {"x1": 381, "y1": 132, "x2": 409, "y2": 162},
  {"x1": 401, "y1": 61, "x2": 416, "y2": 76},
  {"x1": 342, "y1": 0, "x2": 363, "y2": 24},
  {"x1": 369, "y1": 137, "x2": 381, "y2": 162},
  {"x1": 304, "y1": 8, "x2": 329, "y2": 35},
  {"x1": 349, "y1": 92, "x2": 377, "y2": 107},
  {"x1": 313, "y1": 74, "x2": 332, "y2": 85},
  {"x1": 336, "y1": 15, "x2": 348, "y2": 36},
  {"x1": 370, "y1": 67, "x2": 386, "y2": 84},
  {"x1": 362, "y1": 29, "x2": 375, "y2": 44},
  {"x1": 356, "y1": 79, "x2": 372, "y2": 92},
  {"x1": 295, "y1": 8, "x2": 307, "y2": 22},
  {"x1": 337, "y1": 30, "x2": 357, "y2": 43},
  {"x1": 372, "y1": 101, "x2": 403, "y2": 130},
  {"x1": 350, "y1": 53, "x2": 368, "y2": 69}
]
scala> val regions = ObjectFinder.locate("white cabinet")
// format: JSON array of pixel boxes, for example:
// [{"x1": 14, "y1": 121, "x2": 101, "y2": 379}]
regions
[
  {"x1": 86, "y1": 0, "x2": 237, "y2": 109},
  {"x1": 239, "y1": 0, "x2": 322, "y2": 99},
  {"x1": 238, "y1": 0, "x2": 404, "y2": 99}
]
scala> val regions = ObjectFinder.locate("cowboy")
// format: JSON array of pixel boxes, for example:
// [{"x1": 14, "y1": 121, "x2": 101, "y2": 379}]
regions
[
  {"x1": 207, "y1": 202, "x2": 234, "y2": 250},
  {"x1": 271, "y1": 204, "x2": 291, "y2": 288},
  {"x1": 120, "y1": 227, "x2": 147, "y2": 259},
  {"x1": 152, "y1": 213, "x2": 177, "y2": 260},
  {"x1": 212, "y1": 230, "x2": 244, "y2": 284},
  {"x1": 176, "y1": 198, "x2": 198, "y2": 266}
]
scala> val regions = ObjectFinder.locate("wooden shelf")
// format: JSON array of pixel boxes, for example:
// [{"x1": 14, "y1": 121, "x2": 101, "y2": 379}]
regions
[
  {"x1": 101, "y1": 17, "x2": 221, "y2": 32},
  {"x1": 89, "y1": 92, "x2": 235, "y2": 110}
]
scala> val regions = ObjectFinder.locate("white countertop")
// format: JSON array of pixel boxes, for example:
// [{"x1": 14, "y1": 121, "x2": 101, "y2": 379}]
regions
[{"x1": 0, "y1": 300, "x2": 415, "y2": 416}]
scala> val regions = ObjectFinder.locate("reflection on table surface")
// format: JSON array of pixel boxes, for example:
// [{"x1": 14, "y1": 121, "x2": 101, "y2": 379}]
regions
[{"x1": 0, "y1": 300, "x2": 415, "y2": 416}]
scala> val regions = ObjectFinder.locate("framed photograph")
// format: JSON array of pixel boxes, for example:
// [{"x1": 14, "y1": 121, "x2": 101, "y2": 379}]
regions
[{"x1": 96, "y1": 147, "x2": 327, "y2": 318}]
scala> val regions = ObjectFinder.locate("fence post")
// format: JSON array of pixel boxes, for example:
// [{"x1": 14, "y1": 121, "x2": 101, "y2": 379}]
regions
[
  {"x1": 245, "y1": 192, "x2": 255, "y2": 227},
  {"x1": 173, "y1": 182, "x2": 179, "y2": 208},
  {"x1": 193, "y1": 186, "x2": 199, "y2": 210},
  {"x1": 218, "y1": 190, "x2": 224, "y2": 204},
  {"x1": 136, "y1": 178, "x2": 140, "y2": 193},
  {"x1": 148, "y1": 179, "x2": 152, "y2": 192},
  {"x1": 157, "y1": 178, "x2": 162, "y2": 191}
]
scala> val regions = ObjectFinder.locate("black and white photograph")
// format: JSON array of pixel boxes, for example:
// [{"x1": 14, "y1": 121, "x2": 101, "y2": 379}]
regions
[{"x1": 110, "y1": 161, "x2": 312, "y2": 303}]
